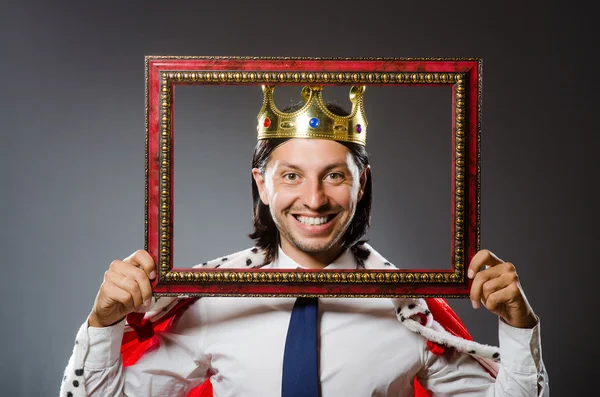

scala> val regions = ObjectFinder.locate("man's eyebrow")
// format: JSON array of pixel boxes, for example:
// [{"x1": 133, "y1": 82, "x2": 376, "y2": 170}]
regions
[
  {"x1": 276, "y1": 162, "x2": 350, "y2": 172},
  {"x1": 276, "y1": 162, "x2": 303, "y2": 172},
  {"x1": 322, "y1": 162, "x2": 351, "y2": 173}
]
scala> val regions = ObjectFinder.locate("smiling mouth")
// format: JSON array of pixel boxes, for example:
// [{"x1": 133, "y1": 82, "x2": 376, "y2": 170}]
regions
[{"x1": 293, "y1": 214, "x2": 338, "y2": 226}]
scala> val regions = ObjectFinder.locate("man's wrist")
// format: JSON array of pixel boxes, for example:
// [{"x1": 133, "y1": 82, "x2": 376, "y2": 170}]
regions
[
  {"x1": 88, "y1": 312, "x2": 126, "y2": 328},
  {"x1": 501, "y1": 312, "x2": 538, "y2": 329}
]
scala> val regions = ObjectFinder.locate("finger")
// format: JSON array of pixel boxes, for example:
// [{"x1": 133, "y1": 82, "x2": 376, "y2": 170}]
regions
[
  {"x1": 123, "y1": 250, "x2": 156, "y2": 280},
  {"x1": 104, "y1": 269, "x2": 145, "y2": 308},
  {"x1": 470, "y1": 262, "x2": 516, "y2": 308},
  {"x1": 468, "y1": 249, "x2": 504, "y2": 279},
  {"x1": 108, "y1": 263, "x2": 153, "y2": 305},
  {"x1": 480, "y1": 272, "x2": 518, "y2": 306},
  {"x1": 101, "y1": 280, "x2": 137, "y2": 313},
  {"x1": 484, "y1": 282, "x2": 520, "y2": 312},
  {"x1": 469, "y1": 264, "x2": 508, "y2": 308}
]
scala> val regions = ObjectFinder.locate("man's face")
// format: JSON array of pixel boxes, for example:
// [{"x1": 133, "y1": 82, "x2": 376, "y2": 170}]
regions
[{"x1": 252, "y1": 139, "x2": 367, "y2": 260}]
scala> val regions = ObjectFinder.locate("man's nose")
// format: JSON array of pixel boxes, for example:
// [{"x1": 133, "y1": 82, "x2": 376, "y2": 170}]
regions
[{"x1": 301, "y1": 179, "x2": 328, "y2": 210}]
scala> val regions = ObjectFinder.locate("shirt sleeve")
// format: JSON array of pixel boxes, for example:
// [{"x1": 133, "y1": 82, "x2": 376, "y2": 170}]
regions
[
  {"x1": 85, "y1": 319, "x2": 126, "y2": 368},
  {"x1": 496, "y1": 317, "x2": 549, "y2": 396},
  {"x1": 59, "y1": 315, "x2": 211, "y2": 397},
  {"x1": 80, "y1": 319, "x2": 127, "y2": 396},
  {"x1": 418, "y1": 317, "x2": 548, "y2": 396}
]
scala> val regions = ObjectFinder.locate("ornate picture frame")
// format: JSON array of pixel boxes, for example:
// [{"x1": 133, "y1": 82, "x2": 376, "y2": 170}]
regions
[{"x1": 146, "y1": 56, "x2": 482, "y2": 298}]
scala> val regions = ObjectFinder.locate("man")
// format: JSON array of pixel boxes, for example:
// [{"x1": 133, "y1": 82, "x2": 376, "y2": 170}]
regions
[{"x1": 60, "y1": 85, "x2": 548, "y2": 396}]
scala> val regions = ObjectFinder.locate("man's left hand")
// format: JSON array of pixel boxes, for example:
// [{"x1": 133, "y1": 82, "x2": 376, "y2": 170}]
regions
[{"x1": 468, "y1": 250, "x2": 538, "y2": 329}]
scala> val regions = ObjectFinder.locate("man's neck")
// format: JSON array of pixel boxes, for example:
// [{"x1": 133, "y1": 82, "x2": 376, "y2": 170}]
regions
[{"x1": 279, "y1": 241, "x2": 345, "y2": 269}]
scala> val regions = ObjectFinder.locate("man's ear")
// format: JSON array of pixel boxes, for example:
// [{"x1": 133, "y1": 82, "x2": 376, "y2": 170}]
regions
[
  {"x1": 358, "y1": 165, "x2": 370, "y2": 202},
  {"x1": 252, "y1": 168, "x2": 270, "y2": 205}
]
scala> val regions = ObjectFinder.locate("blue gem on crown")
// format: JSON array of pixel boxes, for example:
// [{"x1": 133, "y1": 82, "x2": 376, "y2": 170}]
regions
[{"x1": 309, "y1": 117, "x2": 320, "y2": 128}]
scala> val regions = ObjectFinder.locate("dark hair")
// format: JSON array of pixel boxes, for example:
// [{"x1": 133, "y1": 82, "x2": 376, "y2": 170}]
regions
[{"x1": 248, "y1": 102, "x2": 373, "y2": 263}]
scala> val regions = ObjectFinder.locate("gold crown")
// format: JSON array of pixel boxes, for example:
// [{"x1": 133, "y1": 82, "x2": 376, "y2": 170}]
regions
[{"x1": 257, "y1": 85, "x2": 368, "y2": 146}]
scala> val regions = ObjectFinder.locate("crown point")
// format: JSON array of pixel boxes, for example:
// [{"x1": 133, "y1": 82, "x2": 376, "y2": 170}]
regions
[
  {"x1": 263, "y1": 117, "x2": 271, "y2": 128},
  {"x1": 309, "y1": 117, "x2": 320, "y2": 129},
  {"x1": 350, "y1": 86, "x2": 366, "y2": 101},
  {"x1": 301, "y1": 86, "x2": 312, "y2": 102},
  {"x1": 356, "y1": 124, "x2": 362, "y2": 133}
]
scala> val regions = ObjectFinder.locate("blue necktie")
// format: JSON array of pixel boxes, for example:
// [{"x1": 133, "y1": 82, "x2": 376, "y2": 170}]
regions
[{"x1": 281, "y1": 297, "x2": 320, "y2": 397}]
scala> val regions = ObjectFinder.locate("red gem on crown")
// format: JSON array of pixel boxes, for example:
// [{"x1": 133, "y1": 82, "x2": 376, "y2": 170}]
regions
[{"x1": 263, "y1": 117, "x2": 271, "y2": 128}]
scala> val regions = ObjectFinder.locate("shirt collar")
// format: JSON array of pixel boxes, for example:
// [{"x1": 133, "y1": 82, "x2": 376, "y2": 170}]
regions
[{"x1": 272, "y1": 246, "x2": 357, "y2": 270}]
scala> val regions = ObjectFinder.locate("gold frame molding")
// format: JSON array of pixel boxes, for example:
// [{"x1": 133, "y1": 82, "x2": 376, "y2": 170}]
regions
[{"x1": 145, "y1": 56, "x2": 482, "y2": 298}]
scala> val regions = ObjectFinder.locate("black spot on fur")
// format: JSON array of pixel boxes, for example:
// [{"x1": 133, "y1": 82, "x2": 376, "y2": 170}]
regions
[
  {"x1": 67, "y1": 393, "x2": 73, "y2": 397},
  {"x1": 215, "y1": 264, "x2": 221, "y2": 268},
  {"x1": 75, "y1": 340, "x2": 78, "y2": 345},
  {"x1": 384, "y1": 261, "x2": 392, "y2": 266},
  {"x1": 468, "y1": 350, "x2": 476, "y2": 354},
  {"x1": 493, "y1": 352, "x2": 500, "y2": 359},
  {"x1": 75, "y1": 369, "x2": 84, "y2": 376},
  {"x1": 221, "y1": 257, "x2": 228, "y2": 261},
  {"x1": 201, "y1": 262, "x2": 207, "y2": 266},
  {"x1": 246, "y1": 258, "x2": 252, "y2": 266},
  {"x1": 424, "y1": 310, "x2": 430, "y2": 316},
  {"x1": 351, "y1": 242, "x2": 371, "y2": 261},
  {"x1": 396, "y1": 308, "x2": 402, "y2": 315},
  {"x1": 408, "y1": 304, "x2": 415, "y2": 309},
  {"x1": 251, "y1": 247, "x2": 259, "y2": 253},
  {"x1": 400, "y1": 316, "x2": 405, "y2": 322},
  {"x1": 73, "y1": 380, "x2": 79, "y2": 387}
]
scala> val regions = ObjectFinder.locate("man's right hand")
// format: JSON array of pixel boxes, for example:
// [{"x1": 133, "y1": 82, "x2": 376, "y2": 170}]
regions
[{"x1": 88, "y1": 250, "x2": 156, "y2": 328}]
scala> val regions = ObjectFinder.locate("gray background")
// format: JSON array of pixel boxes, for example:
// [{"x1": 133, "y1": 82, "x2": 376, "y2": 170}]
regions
[{"x1": 1, "y1": 0, "x2": 596, "y2": 395}]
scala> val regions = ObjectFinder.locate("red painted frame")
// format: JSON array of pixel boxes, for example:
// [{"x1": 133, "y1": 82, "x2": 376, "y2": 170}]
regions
[{"x1": 145, "y1": 57, "x2": 482, "y2": 298}]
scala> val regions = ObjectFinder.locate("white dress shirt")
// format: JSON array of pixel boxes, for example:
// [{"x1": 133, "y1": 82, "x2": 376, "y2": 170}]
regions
[{"x1": 79, "y1": 248, "x2": 547, "y2": 396}]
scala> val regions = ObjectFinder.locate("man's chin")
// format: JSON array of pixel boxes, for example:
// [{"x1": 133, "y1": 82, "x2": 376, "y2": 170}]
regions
[{"x1": 288, "y1": 237, "x2": 341, "y2": 254}]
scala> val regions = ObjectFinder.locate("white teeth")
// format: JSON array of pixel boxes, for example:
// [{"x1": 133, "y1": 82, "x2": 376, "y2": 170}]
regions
[{"x1": 297, "y1": 216, "x2": 328, "y2": 225}]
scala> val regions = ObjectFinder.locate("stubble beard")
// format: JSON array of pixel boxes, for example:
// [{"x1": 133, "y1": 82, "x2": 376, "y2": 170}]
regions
[{"x1": 270, "y1": 206, "x2": 354, "y2": 254}]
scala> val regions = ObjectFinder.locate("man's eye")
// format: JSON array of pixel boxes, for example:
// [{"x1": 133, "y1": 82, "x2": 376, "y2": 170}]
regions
[
  {"x1": 327, "y1": 172, "x2": 343, "y2": 180},
  {"x1": 284, "y1": 173, "x2": 298, "y2": 181}
]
